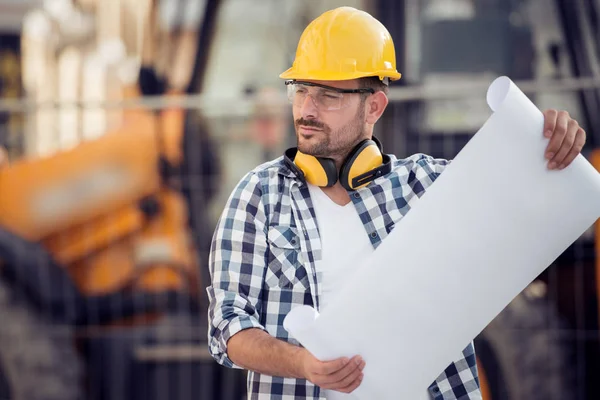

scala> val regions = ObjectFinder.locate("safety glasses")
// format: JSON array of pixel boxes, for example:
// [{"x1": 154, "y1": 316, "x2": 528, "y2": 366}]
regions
[{"x1": 284, "y1": 80, "x2": 374, "y2": 111}]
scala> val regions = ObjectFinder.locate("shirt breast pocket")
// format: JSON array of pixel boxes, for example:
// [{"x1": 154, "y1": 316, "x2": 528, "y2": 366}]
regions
[{"x1": 266, "y1": 226, "x2": 308, "y2": 290}]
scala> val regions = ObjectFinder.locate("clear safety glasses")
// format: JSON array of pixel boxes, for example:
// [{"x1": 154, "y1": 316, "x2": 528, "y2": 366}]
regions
[{"x1": 284, "y1": 80, "x2": 375, "y2": 111}]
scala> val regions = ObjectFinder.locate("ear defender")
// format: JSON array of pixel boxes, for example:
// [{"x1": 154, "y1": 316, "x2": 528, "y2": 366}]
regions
[
  {"x1": 283, "y1": 137, "x2": 392, "y2": 190},
  {"x1": 283, "y1": 148, "x2": 338, "y2": 187},
  {"x1": 293, "y1": 151, "x2": 338, "y2": 187},
  {"x1": 339, "y1": 139, "x2": 387, "y2": 190}
]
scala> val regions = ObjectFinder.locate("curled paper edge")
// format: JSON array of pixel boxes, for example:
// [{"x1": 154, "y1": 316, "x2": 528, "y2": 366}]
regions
[{"x1": 486, "y1": 75, "x2": 511, "y2": 112}]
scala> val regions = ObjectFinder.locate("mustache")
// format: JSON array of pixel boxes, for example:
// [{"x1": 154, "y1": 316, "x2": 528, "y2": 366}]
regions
[{"x1": 295, "y1": 118, "x2": 325, "y2": 129}]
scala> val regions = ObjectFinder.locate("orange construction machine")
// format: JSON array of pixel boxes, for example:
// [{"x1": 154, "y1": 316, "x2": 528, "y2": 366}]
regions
[
  {"x1": 0, "y1": 0, "x2": 235, "y2": 398},
  {"x1": 0, "y1": 90, "x2": 219, "y2": 399},
  {"x1": 0, "y1": 106, "x2": 199, "y2": 301}
]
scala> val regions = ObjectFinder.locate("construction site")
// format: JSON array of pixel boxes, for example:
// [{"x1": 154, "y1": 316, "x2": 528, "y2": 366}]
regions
[{"x1": 0, "y1": 0, "x2": 599, "y2": 399}]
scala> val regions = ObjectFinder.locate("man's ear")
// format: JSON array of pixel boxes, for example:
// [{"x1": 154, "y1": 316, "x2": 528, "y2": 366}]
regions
[{"x1": 365, "y1": 91, "x2": 389, "y2": 125}]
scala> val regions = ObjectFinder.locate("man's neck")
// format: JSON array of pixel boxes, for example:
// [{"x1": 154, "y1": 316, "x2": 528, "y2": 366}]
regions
[{"x1": 319, "y1": 183, "x2": 351, "y2": 206}]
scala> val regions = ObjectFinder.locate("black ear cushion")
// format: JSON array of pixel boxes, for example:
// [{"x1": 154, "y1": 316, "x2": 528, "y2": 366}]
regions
[
  {"x1": 283, "y1": 148, "x2": 305, "y2": 179},
  {"x1": 339, "y1": 139, "x2": 376, "y2": 188},
  {"x1": 371, "y1": 135, "x2": 384, "y2": 151},
  {"x1": 318, "y1": 157, "x2": 339, "y2": 187}
]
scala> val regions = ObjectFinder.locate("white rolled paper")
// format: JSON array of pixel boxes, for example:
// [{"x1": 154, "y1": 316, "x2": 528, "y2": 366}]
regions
[{"x1": 283, "y1": 76, "x2": 600, "y2": 399}]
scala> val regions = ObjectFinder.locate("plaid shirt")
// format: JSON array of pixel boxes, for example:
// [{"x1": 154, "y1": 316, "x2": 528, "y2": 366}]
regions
[{"x1": 207, "y1": 152, "x2": 482, "y2": 400}]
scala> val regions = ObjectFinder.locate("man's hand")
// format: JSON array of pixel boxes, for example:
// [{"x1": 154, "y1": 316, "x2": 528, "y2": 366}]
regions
[
  {"x1": 300, "y1": 350, "x2": 365, "y2": 394},
  {"x1": 543, "y1": 109, "x2": 586, "y2": 170}
]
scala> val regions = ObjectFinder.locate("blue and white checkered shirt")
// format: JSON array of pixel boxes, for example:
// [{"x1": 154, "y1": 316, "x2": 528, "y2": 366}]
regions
[{"x1": 207, "y1": 152, "x2": 482, "y2": 400}]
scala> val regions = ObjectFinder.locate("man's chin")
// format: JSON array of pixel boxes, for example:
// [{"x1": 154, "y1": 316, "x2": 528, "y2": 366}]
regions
[
  {"x1": 297, "y1": 135, "x2": 330, "y2": 156},
  {"x1": 297, "y1": 144, "x2": 321, "y2": 157}
]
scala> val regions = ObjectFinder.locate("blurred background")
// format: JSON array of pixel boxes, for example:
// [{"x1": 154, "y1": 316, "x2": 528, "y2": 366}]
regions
[{"x1": 0, "y1": 0, "x2": 598, "y2": 399}]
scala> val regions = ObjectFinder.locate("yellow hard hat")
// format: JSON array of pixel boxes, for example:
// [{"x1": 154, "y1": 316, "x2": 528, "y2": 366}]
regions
[{"x1": 280, "y1": 7, "x2": 401, "y2": 83}]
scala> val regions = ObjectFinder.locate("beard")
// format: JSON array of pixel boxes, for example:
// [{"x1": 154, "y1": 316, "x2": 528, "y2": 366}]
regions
[{"x1": 294, "y1": 106, "x2": 366, "y2": 159}]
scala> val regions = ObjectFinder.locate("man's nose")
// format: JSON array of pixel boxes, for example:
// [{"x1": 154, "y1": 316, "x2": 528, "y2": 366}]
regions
[{"x1": 300, "y1": 94, "x2": 319, "y2": 119}]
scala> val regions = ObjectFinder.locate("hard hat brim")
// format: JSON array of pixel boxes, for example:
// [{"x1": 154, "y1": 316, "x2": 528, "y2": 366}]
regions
[{"x1": 279, "y1": 67, "x2": 401, "y2": 82}]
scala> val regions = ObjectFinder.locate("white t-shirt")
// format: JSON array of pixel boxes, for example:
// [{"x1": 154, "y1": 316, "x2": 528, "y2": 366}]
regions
[
  {"x1": 307, "y1": 183, "x2": 374, "y2": 311},
  {"x1": 307, "y1": 184, "x2": 432, "y2": 400}
]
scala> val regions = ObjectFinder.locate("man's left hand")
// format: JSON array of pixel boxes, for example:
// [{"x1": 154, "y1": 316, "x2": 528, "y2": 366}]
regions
[{"x1": 543, "y1": 109, "x2": 586, "y2": 170}]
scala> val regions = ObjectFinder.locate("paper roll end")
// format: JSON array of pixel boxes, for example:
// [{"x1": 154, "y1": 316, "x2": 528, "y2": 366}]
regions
[
  {"x1": 283, "y1": 305, "x2": 319, "y2": 336},
  {"x1": 486, "y1": 76, "x2": 512, "y2": 112}
]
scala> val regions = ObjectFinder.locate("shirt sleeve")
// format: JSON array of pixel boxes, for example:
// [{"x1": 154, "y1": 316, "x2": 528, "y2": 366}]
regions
[
  {"x1": 206, "y1": 171, "x2": 269, "y2": 368},
  {"x1": 410, "y1": 153, "x2": 451, "y2": 195}
]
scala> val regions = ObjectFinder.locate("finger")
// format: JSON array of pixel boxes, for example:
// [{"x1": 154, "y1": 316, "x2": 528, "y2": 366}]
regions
[
  {"x1": 545, "y1": 110, "x2": 569, "y2": 161},
  {"x1": 327, "y1": 359, "x2": 365, "y2": 390},
  {"x1": 319, "y1": 358, "x2": 363, "y2": 387},
  {"x1": 542, "y1": 109, "x2": 558, "y2": 139},
  {"x1": 317, "y1": 356, "x2": 362, "y2": 384},
  {"x1": 315, "y1": 357, "x2": 350, "y2": 376},
  {"x1": 549, "y1": 119, "x2": 578, "y2": 169},
  {"x1": 336, "y1": 373, "x2": 364, "y2": 394},
  {"x1": 558, "y1": 128, "x2": 586, "y2": 169}
]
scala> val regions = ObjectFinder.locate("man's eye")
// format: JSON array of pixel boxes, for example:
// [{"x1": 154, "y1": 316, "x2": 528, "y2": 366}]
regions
[{"x1": 323, "y1": 92, "x2": 340, "y2": 99}]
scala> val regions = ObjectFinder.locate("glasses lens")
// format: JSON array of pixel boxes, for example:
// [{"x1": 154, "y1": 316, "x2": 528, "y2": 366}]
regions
[
  {"x1": 286, "y1": 83, "x2": 346, "y2": 110},
  {"x1": 286, "y1": 83, "x2": 297, "y2": 104},
  {"x1": 315, "y1": 88, "x2": 343, "y2": 110},
  {"x1": 288, "y1": 83, "x2": 309, "y2": 106}
]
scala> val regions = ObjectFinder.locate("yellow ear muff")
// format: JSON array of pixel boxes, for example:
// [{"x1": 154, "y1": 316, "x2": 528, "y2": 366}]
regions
[
  {"x1": 294, "y1": 151, "x2": 338, "y2": 187},
  {"x1": 283, "y1": 137, "x2": 389, "y2": 190},
  {"x1": 339, "y1": 140, "x2": 383, "y2": 190}
]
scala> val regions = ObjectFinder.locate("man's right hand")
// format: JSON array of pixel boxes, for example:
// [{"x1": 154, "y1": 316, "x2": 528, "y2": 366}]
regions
[{"x1": 300, "y1": 349, "x2": 365, "y2": 394}]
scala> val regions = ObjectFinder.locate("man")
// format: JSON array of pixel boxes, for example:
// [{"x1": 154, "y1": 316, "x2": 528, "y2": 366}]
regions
[{"x1": 207, "y1": 6, "x2": 586, "y2": 400}]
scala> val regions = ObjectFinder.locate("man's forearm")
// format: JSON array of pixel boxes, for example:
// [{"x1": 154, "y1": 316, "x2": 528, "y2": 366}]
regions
[{"x1": 227, "y1": 328, "x2": 307, "y2": 379}]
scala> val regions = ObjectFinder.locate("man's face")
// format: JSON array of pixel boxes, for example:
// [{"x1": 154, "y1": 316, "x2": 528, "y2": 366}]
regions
[{"x1": 291, "y1": 79, "x2": 367, "y2": 159}]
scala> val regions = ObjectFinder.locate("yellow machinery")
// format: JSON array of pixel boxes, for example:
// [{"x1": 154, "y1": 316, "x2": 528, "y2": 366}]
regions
[
  {"x1": 0, "y1": 94, "x2": 199, "y2": 304},
  {"x1": 0, "y1": 87, "x2": 217, "y2": 400},
  {"x1": 0, "y1": 1, "x2": 232, "y2": 398}
]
